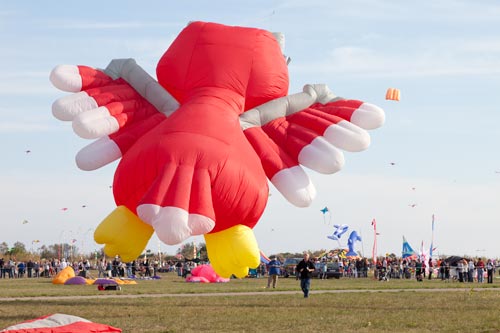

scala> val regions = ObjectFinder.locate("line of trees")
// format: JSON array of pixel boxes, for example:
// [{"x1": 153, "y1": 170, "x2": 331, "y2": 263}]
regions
[
  {"x1": 0, "y1": 240, "x2": 210, "y2": 263},
  {"x1": 0, "y1": 241, "x2": 81, "y2": 261}
]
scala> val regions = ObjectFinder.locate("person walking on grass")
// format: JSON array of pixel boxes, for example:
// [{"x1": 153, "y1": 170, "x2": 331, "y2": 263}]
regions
[
  {"x1": 296, "y1": 253, "x2": 315, "y2": 298},
  {"x1": 266, "y1": 256, "x2": 281, "y2": 288}
]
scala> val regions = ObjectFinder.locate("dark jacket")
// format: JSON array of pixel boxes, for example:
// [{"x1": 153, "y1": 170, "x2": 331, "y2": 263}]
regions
[{"x1": 296, "y1": 259, "x2": 315, "y2": 279}]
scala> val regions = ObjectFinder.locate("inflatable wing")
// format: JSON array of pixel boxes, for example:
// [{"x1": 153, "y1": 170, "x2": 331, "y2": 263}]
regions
[
  {"x1": 240, "y1": 84, "x2": 385, "y2": 206},
  {"x1": 50, "y1": 59, "x2": 178, "y2": 171},
  {"x1": 50, "y1": 59, "x2": 179, "y2": 261}
]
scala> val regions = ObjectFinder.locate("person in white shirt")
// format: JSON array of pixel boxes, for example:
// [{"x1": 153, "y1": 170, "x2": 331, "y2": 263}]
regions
[
  {"x1": 467, "y1": 260, "x2": 475, "y2": 282},
  {"x1": 60, "y1": 258, "x2": 68, "y2": 270}
]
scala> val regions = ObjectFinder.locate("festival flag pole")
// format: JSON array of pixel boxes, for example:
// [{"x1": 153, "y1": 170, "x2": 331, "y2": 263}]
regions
[
  {"x1": 429, "y1": 214, "x2": 435, "y2": 258},
  {"x1": 360, "y1": 227, "x2": 365, "y2": 258},
  {"x1": 371, "y1": 218, "x2": 377, "y2": 265}
]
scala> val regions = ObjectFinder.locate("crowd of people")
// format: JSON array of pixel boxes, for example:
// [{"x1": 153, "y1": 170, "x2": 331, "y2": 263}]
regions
[
  {"x1": 0, "y1": 255, "x2": 207, "y2": 280},
  {"x1": 1, "y1": 254, "x2": 497, "y2": 287},
  {"x1": 375, "y1": 256, "x2": 498, "y2": 283},
  {"x1": 254, "y1": 257, "x2": 370, "y2": 279},
  {"x1": 0, "y1": 257, "x2": 90, "y2": 279}
]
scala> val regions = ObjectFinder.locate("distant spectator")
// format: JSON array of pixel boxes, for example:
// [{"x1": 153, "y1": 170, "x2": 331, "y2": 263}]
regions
[
  {"x1": 321, "y1": 260, "x2": 328, "y2": 280},
  {"x1": 476, "y1": 258, "x2": 485, "y2": 283},
  {"x1": 468, "y1": 259, "x2": 475, "y2": 283},
  {"x1": 27, "y1": 260, "x2": 34, "y2": 278},
  {"x1": 415, "y1": 259, "x2": 423, "y2": 281},
  {"x1": 33, "y1": 261, "x2": 40, "y2": 278},
  {"x1": 175, "y1": 261, "x2": 183, "y2": 277},
  {"x1": 105, "y1": 260, "x2": 112, "y2": 278},
  {"x1": 486, "y1": 259, "x2": 494, "y2": 284},
  {"x1": 17, "y1": 261, "x2": 25, "y2": 278},
  {"x1": 0, "y1": 258, "x2": 4, "y2": 278},
  {"x1": 266, "y1": 256, "x2": 282, "y2": 288},
  {"x1": 457, "y1": 259, "x2": 464, "y2": 282}
]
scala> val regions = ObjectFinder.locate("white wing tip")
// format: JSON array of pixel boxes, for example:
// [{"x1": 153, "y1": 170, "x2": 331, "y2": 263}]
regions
[
  {"x1": 50, "y1": 65, "x2": 82, "y2": 92},
  {"x1": 351, "y1": 103, "x2": 385, "y2": 130},
  {"x1": 76, "y1": 136, "x2": 122, "y2": 170},
  {"x1": 298, "y1": 138, "x2": 345, "y2": 174},
  {"x1": 271, "y1": 166, "x2": 316, "y2": 207},
  {"x1": 52, "y1": 92, "x2": 96, "y2": 121},
  {"x1": 72, "y1": 107, "x2": 119, "y2": 139}
]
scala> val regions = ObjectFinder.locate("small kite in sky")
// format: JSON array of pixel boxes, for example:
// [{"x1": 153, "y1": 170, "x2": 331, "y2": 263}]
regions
[
  {"x1": 22, "y1": 219, "x2": 29, "y2": 224},
  {"x1": 25, "y1": 150, "x2": 31, "y2": 154},
  {"x1": 385, "y1": 87, "x2": 400, "y2": 101},
  {"x1": 327, "y1": 224, "x2": 349, "y2": 241},
  {"x1": 408, "y1": 204, "x2": 417, "y2": 208},
  {"x1": 82, "y1": 205, "x2": 87, "y2": 208},
  {"x1": 389, "y1": 162, "x2": 396, "y2": 166},
  {"x1": 320, "y1": 206, "x2": 331, "y2": 224},
  {"x1": 327, "y1": 224, "x2": 349, "y2": 248},
  {"x1": 61, "y1": 208, "x2": 68, "y2": 211}
]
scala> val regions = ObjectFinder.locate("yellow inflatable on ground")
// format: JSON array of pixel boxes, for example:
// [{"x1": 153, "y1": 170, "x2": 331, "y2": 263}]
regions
[
  {"x1": 52, "y1": 266, "x2": 75, "y2": 284},
  {"x1": 51, "y1": 265, "x2": 140, "y2": 285},
  {"x1": 115, "y1": 279, "x2": 137, "y2": 285}
]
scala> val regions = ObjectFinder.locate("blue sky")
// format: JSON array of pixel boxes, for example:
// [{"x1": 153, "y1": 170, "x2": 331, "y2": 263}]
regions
[{"x1": 1, "y1": 1, "x2": 499, "y2": 259}]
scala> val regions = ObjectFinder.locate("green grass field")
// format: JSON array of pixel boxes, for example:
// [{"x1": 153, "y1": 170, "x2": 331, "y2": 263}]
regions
[{"x1": 1, "y1": 272, "x2": 499, "y2": 332}]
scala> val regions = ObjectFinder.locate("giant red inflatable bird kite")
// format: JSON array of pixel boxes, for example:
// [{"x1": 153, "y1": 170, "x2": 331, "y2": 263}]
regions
[{"x1": 50, "y1": 21, "x2": 385, "y2": 278}]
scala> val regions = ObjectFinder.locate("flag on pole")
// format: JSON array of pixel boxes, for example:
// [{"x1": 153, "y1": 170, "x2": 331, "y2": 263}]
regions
[
  {"x1": 429, "y1": 214, "x2": 435, "y2": 257},
  {"x1": 420, "y1": 240, "x2": 425, "y2": 260},
  {"x1": 371, "y1": 219, "x2": 377, "y2": 265},
  {"x1": 402, "y1": 236, "x2": 417, "y2": 259}
]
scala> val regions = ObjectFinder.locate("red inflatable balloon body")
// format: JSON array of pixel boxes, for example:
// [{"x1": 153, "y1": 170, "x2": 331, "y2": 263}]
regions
[
  {"x1": 50, "y1": 21, "x2": 385, "y2": 278},
  {"x1": 115, "y1": 22, "x2": 287, "y2": 234}
]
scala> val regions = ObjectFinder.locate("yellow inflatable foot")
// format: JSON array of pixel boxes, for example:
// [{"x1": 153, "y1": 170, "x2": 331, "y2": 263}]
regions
[
  {"x1": 94, "y1": 206, "x2": 154, "y2": 262},
  {"x1": 204, "y1": 225, "x2": 260, "y2": 278}
]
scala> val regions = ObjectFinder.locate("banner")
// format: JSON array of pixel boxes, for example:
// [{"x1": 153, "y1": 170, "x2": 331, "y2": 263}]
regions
[{"x1": 371, "y1": 219, "x2": 377, "y2": 265}]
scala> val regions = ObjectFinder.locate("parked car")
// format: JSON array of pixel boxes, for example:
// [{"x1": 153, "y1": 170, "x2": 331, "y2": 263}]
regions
[
  {"x1": 282, "y1": 258, "x2": 302, "y2": 278},
  {"x1": 312, "y1": 262, "x2": 342, "y2": 279}
]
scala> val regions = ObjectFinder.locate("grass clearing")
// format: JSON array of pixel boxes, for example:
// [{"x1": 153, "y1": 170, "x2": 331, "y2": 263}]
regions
[{"x1": 1, "y1": 273, "x2": 499, "y2": 332}]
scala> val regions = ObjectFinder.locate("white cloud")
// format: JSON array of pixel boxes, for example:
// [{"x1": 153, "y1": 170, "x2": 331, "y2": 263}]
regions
[
  {"x1": 276, "y1": 0, "x2": 500, "y2": 23},
  {"x1": 0, "y1": 121, "x2": 53, "y2": 133},
  {"x1": 0, "y1": 105, "x2": 59, "y2": 133},
  {"x1": 42, "y1": 19, "x2": 184, "y2": 31},
  {"x1": 292, "y1": 36, "x2": 500, "y2": 78}
]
